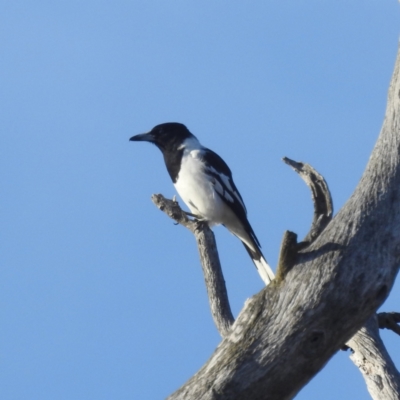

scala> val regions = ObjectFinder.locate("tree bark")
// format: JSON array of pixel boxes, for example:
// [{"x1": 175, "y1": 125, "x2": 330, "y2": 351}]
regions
[
  {"x1": 152, "y1": 194, "x2": 234, "y2": 337},
  {"x1": 163, "y1": 42, "x2": 400, "y2": 400},
  {"x1": 347, "y1": 315, "x2": 400, "y2": 400},
  {"x1": 282, "y1": 157, "x2": 333, "y2": 247}
]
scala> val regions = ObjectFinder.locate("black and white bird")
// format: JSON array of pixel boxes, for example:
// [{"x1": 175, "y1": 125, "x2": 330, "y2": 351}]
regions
[{"x1": 130, "y1": 122, "x2": 274, "y2": 285}]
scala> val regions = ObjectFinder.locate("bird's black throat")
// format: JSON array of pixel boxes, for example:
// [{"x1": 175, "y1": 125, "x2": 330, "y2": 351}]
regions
[{"x1": 163, "y1": 147, "x2": 184, "y2": 183}]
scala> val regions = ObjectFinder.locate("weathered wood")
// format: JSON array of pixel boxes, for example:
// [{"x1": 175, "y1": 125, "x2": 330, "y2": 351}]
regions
[
  {"x1": 378, "y1": 312, "x2": 400, "y2": 335},
  {"x1": 152, "y1": 194, "x2": 234, "y2": 337},
  {"x1": 275, "y1": 230, "x2": 298, "y2": 282},
  {"x1": 275, "y1": 160, "x2": 334, "y2": 281},
  {"x1": 193, "y1": 222, "x2": 234, "y2": 337},
  {"x1": 347, "y1": 315, "x2": 400, "y2": 400},
  {"x1": 282, "y1": 157, "x2": 333, "y2": 247},
  {"x1": 165, "y1": 42, "x2": 400, "y2": 400},
  {"x1": 152, "y1": 151, "x2": 336, "y2": 336}
]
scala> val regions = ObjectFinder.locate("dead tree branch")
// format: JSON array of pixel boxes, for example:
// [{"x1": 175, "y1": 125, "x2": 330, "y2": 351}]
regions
[
  {"x1": 378, "y1": 312, "x2": 400, "y2": 335},
  {"x1": 347, "y1": 315, "x2": 400, "y2": 400},
  {"x1": 164, "y1": 42, "x2": 400, "y2": 400},
  {"x1": 276, "y1": 159, "x2": 334, "y2": 281},
  {"x1": 282, "y1": 157, "x2": 333, "y2": 247},
  {"x1": 152, "y1": 154, "x2": 334, "y2": 335},
  {"x1": 152, "y1": 194, "x2": 234, "y2": 337}
]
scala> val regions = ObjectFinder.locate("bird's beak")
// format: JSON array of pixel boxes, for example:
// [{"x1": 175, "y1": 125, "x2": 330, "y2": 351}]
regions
[{"x1": 129, "y1": 133, "x2": 154, "y2": 142}]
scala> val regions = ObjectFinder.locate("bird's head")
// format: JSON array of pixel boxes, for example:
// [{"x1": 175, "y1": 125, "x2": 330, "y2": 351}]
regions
[{"x1": 130, "y1": 122, "x2": 194, "y2": 152}]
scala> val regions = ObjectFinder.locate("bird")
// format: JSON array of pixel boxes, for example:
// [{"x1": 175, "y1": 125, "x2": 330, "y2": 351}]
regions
[{"x1": 130, "y1": 122, "x2": 274, "y2": 285}]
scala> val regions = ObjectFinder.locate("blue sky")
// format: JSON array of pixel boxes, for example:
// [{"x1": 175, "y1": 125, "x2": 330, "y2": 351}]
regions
[{"x1": 1, "y1": 2, "x2": 399, "y2": 399}]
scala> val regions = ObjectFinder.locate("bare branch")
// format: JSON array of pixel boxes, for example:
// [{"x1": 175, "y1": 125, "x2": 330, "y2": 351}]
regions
[
  {"x1": 152, "y1": 194, "x2": 195, "y2": 231},
  {"x1": 378, "y1": 312, "x2": 400, "y2": 335},
  {"x1": 193, "y1": 222, "x2": 234, "y2": 337},
  {"x1": 347, "y1": 315, "x2": 400, "y2": 400},
  {"x1": 276, "y1": 160, "x2": 334, "y2": 281},
  {"x1": 167, "y1": 42, "x2": 400, "y2": 400},
  {"x1": 282, "y1": 157, "x2": 333, "y2": 246},
  {"x1": 151, "y1": 194, "x2": 234, "y2": 337}
]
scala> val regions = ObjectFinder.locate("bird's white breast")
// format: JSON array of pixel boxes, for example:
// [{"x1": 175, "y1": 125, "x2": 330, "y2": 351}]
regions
[{"x1": 174, "y1": 138, "x2": 226, "y2": 225}]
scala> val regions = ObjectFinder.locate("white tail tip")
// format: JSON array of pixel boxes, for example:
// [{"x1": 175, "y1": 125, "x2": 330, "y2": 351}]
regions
[{"x1": 254, "y1": 256, "x2": 275, "y2": 286}]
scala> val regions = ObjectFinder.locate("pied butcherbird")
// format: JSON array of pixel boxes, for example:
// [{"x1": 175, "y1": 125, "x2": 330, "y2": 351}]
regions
[{"x1": 130, "y1": 122, "x2": 274, "y2": 285}]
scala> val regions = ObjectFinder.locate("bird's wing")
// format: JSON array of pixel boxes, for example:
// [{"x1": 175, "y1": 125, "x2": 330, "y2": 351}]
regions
[
  {"x1": 200, "y1": 148, "x2": 262, "y2": 249},
  {"x1": 201, "y1": 148, "x2": 246, "y2": 211}
]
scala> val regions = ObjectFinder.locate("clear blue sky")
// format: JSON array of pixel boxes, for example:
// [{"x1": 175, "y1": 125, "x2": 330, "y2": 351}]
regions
[{"x1": 1, "y1": 2, "x2": 399, "y2": 399}]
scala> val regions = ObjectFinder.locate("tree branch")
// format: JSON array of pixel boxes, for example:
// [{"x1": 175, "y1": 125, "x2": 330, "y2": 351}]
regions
[
  {"x1": 151, "y1": 194, "x2": 234, "y2": 337},
  {"x1": 378, "y1": 312, "x2": 400, "y2": 335},
  {"x1": 275, "y1": 159, "x2": 334, "y2": 281},
  {"x1": 282, "y1": 157, "x2": 333, "y2": 247},
  {"x1": 152, "y1": 151, "x2": 335, "y2": 335},
  {"x1": 166, "y1": 42, "x2": 400, "y2": 400},
  {"x1": 347, "y1": 315, "x2": 400, "y2": 400}
]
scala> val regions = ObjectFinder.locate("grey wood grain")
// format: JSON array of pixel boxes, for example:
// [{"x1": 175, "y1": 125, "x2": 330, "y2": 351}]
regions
[
  {"x1": 347, "y1": 315, "x2": 400, "y2": 400},
  {"x1": 163, "y1": 42, "x2": 400, "y2": 400}
]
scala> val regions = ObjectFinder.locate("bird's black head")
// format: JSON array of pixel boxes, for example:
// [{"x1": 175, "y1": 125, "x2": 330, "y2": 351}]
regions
[{"x1": 130, "y1": 122, "x2": 194, "y2": 152}]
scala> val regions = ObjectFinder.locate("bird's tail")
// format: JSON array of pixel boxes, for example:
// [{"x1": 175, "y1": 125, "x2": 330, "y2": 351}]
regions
[{"x1": 243, "y1": 243, "x2": 275, "y2": 286}]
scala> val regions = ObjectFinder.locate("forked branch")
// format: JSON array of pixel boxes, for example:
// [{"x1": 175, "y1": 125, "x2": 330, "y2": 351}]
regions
[
  {"x1": 151, "y1": 42, "x2": 400, "y2": 399},
  {"x1": 152, "y1": 156, "x2": 334, "y2": 336},
  {"x1": 164, "y1": 42, "x2": 400, "y2": 400}
]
